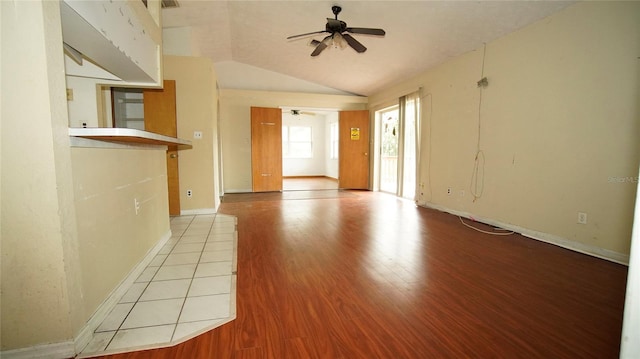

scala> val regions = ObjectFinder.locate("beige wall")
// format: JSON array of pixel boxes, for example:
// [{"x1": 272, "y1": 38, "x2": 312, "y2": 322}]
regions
[
  {"x1": 219, "y1": 89, "x2": 368, "y2": 192},
  {"x1": 71, "y1": 144, "x2": 170, "y2": 320},
  {"x1": 1, "y1": 1, "x2": 174, "y2": 353},
  {"x1": 369, "y1": 1, "x2": 640, "y2": 261},
  {"x1": 1, "y1": 0, "x2": 84, "y2": 350},
  {"x1": 163, "y1": 55, "x2": 220, "y2": 212}
]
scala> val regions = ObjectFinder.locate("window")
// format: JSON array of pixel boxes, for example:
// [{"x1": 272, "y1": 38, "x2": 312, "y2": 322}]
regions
[
  {"x1": 283, "y1": 125, "x2": 312, "y2": 158},
  {"x1": 330, "y1": 122, "x2": 339, "y2": 159}
]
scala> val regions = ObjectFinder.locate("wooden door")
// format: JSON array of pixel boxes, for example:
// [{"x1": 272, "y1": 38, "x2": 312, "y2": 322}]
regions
[
  {"x1": 251, "y1": 107, "x2": 283, "y2": 192},
  {"x1": 339, "y1": 110, "x2": 370, "y2": 189},
  {"x1": 143, "y1": 80, "x2": 181, "y2": 215}
]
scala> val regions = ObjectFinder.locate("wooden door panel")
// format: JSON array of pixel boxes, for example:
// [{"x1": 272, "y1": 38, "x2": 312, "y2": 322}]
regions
[
  {"x1": 143, "y1": 80, "x2": 181, "y2": 215},
  {"x1": 251, "y1": 107, "x2": 283, "y2": 192},
  {"x1": 144, "y1": 80, "x2": 177, "y2": 136},
  {"x1": 339, "y1": 110, "x2": 370, "y2": 189}
]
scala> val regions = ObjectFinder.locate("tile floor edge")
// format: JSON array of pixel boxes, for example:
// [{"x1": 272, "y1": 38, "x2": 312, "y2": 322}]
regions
[
  {"x1": 78, "y1": 274, "x2": 237, "y2": 358},
  {"x1": 75, "y1": 230, "x2": 174, "y2": 355},
  {"x1": 78, "y1": 215, "x2": 238, "y2": 357}
]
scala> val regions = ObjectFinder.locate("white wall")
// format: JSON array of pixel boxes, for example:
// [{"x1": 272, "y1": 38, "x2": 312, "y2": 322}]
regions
[
  {"x1": 282, "y1": 113, "x2": 328, "y2": 177},
  {"x1": 66, "y1": 76, "x2": 101, "y2": 128},
  {"x1": 60, "y1": 0, "x2": 162, "y2": 84},
  {"x1": 621, "y1": 166, "x2": 640, "y2": 358},
  {"x1": 162, "y1": 27, "x2": 193, "y2": 56},
  {"x1": 369, "y1": 1, "x2": 640, "y2": 262},
  {"x1": 325, "y1": 112, "x2": 339, "y2": 179}
]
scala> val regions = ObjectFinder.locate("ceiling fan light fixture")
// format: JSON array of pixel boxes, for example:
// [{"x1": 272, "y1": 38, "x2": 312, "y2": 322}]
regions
[{"x1": 333, "y1": 33, "x2": 347, "y2": 49}]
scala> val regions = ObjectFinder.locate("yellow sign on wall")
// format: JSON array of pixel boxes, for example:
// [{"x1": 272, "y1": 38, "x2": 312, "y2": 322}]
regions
[{"x1": 350, "y1": 128, "x2": 360, "y2": 140}]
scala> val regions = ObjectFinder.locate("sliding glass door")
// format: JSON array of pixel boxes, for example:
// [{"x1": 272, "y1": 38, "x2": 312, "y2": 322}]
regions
[
  {"x1": 376, "y1": 92, "x2": 420, "y2": 200},
  {"x1": 379, "y1": 107, "x2": 399, "y2": 194}
]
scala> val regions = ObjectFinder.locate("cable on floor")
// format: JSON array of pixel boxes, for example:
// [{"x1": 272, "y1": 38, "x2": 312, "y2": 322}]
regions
[{"x1": 459, "y1": 216, "x2": 514, "y2": 236}]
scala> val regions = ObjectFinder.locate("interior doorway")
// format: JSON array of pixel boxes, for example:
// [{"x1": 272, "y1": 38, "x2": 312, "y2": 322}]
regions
[{"x1": 281, "y1": 108, "x2": 340, "y2": 192}]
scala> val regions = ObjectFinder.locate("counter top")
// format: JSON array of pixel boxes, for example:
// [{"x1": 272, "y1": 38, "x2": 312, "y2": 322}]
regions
[{"x1": 69, "y1": 128, "x2": 192, "y2": 149}]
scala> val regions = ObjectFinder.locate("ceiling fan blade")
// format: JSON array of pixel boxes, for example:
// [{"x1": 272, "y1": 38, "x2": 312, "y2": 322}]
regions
[
  {"x1": 345, "y1": 27, "x2": 386, "y2": 36},
  {"x1": 287, "y1": 30, "x2": 327, "y2": 40},
  {"x1": 310, "y1": 39, "x2": 322, "y2": 47},
  {"x1": 311, "y1": 42, "x2": 328, "y2": 56},
  {"x1": 342, "y1": 33, "x2": 367, "y2": 53},
  {"x1": 311, "y1": 35, "x2": 331, "y2": 56}
]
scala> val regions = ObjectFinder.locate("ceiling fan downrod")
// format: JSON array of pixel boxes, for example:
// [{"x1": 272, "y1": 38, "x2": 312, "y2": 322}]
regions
[{"x1": 332, "y1": 6, "x2": 342, "y2": 20}]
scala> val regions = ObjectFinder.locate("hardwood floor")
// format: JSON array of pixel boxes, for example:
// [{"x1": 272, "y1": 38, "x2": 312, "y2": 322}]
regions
[{"x1": 96, "y1": 191, "x2": 628, "y2": 358}]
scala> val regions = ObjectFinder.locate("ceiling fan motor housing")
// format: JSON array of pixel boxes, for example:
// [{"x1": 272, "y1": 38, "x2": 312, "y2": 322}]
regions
[{"x1": 326, "y1": 19, "x2": 347, "y2": 33}]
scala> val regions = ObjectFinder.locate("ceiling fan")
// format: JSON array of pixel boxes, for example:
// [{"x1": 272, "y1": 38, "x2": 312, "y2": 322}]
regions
[
  {"x1": 291, "y1": 109, "x2": 316, "y2": 117},
  {"x1": 287, "y1": 5, "x2": 386, "y2": 57}
]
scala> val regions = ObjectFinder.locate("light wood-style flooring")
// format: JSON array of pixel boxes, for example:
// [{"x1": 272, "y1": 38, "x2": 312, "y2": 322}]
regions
[
  {"x1": 96, "y1": 190, "x2": 627, "y2": 358},
  {"x1": 283, "y1": 177, "x2": 338, "y2": 191}
]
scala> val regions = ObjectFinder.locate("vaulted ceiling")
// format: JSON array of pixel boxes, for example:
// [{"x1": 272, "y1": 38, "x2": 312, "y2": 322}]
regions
[{"x1": 162, "y1": 1, "x2": 574, "y2": 96}]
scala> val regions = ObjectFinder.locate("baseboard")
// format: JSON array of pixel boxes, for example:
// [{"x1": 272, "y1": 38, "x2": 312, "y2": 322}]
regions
[
  {"x1": 74, "y1": 230, "x2": 173, "y2": 354},
  {"x1": 419, "y1": 202, "x2": 629, "y2": 265},
  {"x1": 223, "y1": 188, "x2": 252, "y2": 194},
  {"x1": 0, "y1": 341, "x2": 75, "y2": 359},
  {"x1": 180, "y1": 208, "x2": 217, "y2": 215}
]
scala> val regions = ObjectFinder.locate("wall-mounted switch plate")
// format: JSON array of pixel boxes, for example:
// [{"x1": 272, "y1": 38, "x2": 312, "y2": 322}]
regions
[{"x1": 578, "y1": 212, "x2": 587, "y2": 224}]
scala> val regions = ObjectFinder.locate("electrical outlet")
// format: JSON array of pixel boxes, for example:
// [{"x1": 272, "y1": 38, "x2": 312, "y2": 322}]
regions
[
  {"x1": 66, "y1": 88, "x2": 73, "y2": 101},
  {"x1": 193, "y1": 131, "x2": 203, "y2": 139},
  {"x1": 187, "y1": 189, "x2": 192, "y2": 197},
  {"x1": 447, "y1": 187, "x2": 452, "y2": 195},
  {"x1": 578, "y1": 212, "x2": 587, "y2": 224},
  {"x1": 134, "y1": 198, "x2": 140, "y2": 215},
  {"x1": 460, "y1": 190, "x2": 465, "y2": 197}
]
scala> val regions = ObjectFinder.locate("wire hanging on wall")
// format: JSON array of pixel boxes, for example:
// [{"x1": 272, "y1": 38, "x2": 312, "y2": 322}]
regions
[{"x1": 470, "y1": 43, "x2": 487, "y2": 202}]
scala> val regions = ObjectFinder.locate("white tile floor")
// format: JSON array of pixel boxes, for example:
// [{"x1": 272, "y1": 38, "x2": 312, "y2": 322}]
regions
[{"x1": 80, "y1": 214, "x2": 237, "y2": 357}]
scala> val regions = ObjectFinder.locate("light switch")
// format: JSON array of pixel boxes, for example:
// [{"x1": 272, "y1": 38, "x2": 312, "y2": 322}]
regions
[
  {"x1": 194, "y1": 131, "x2": 203, "y2": 139},
  {"x1": 66, "y1": 89, "x2": 73, "y2": 101}
]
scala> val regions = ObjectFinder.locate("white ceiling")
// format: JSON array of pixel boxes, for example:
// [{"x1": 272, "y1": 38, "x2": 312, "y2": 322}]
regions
[{"x1": 162, "y1": 1, "x2": 574, "y2": 96}]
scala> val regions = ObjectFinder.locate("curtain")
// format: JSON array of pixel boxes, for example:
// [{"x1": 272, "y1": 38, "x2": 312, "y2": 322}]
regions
[{"x1": 397, "y1": 91, "x2": 421, "y2": 200}]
